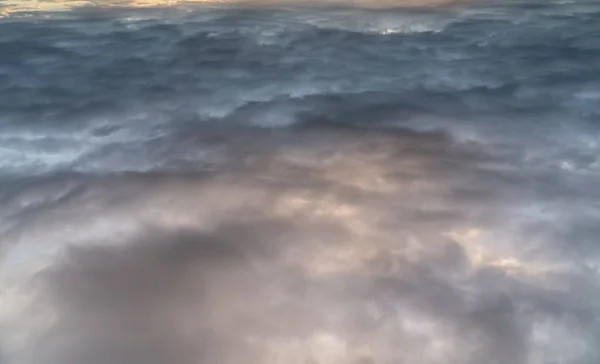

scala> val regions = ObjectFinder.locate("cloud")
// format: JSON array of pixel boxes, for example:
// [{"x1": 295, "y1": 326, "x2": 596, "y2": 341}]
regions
[
  {"x1": 1, "y1": 3, "x2": 600, "y2": 363},
  {"x1": 1, "y1": 123, "x2": 599, "y2": 364},
  {"x1": 0, "y1": 0, "x2": 471, "y2": 15}
]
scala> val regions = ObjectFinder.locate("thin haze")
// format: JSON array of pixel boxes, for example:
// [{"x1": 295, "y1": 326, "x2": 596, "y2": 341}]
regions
[
  {"x1": 1, "y1": 1, "x2": 600, "y2": 364},
  {"x1": 0, "y1": 0, "x2": 467, "y2": 14}
]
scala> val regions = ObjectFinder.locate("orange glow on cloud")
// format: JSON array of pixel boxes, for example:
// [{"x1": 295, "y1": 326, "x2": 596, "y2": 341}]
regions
[{"x1": 1, "y1": 0, "x2": 468, "y2": 15}]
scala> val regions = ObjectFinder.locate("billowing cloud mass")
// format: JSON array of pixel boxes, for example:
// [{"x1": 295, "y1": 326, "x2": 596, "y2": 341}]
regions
[{"x1": 1, "y1": 1, "x2": 600, "y2": 364}]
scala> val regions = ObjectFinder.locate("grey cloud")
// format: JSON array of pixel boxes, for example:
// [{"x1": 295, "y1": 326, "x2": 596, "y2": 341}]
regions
[
  {"x1": 2, "y1": 2, "x2": 600, "y2": 363},
  {"x1": 1, "y1": 124, "x2": 599, "y2": 364},
  {"x1": 31, "y1": 227, "x2": 272, "y2": 364}
]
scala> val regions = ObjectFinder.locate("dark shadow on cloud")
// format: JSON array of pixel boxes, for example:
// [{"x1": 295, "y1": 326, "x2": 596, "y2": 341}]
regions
[{"x1": 37, "y1": 226, "x2": 269, "y2": 364}]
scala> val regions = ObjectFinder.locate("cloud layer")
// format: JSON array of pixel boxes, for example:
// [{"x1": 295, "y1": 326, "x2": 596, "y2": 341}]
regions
[
  {"x1": 1, "y1": 2, "x2": 600, "y2": 364},
  {"x1": 2, "y1": 124, "x2": 600, "y2": 364}
]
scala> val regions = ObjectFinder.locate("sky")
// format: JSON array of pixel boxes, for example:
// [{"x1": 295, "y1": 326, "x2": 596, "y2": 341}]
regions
[{"x1": 0, "y1": 0, "x2": 468, "y2": 16}]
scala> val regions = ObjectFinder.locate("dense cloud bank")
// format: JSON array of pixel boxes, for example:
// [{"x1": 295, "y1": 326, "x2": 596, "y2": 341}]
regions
[{"x1": 1, "y1": 1, "x2": 600, "y2": 363}]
